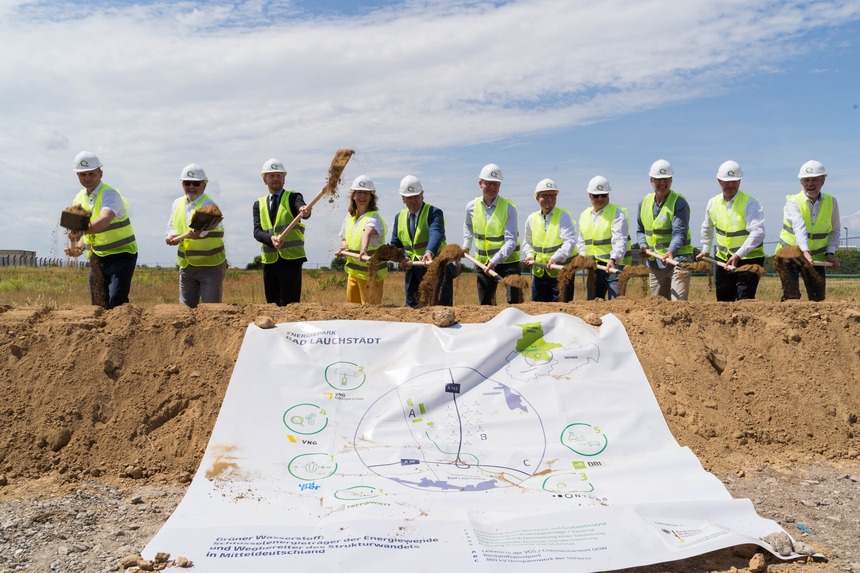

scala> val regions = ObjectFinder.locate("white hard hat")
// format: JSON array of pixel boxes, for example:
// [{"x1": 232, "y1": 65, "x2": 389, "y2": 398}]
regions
[
  {"x1": 399, "y1": 175, "x2": 424, "y2": 197},
  {"x1": 479, "y1": 163, "x2": 503, "y2": 182},
  {"x1": 717, "y1": 160, "x2": 743, "y2": 182},
  {"x1": 73, "y1": 151, "x2": 102, "y2": 172},
  {"x1": 534, "y1": 178, "x2": 559, "y2": 197},
  {"x1": 350, "y1": 174, "x2": 376, "y2": 192},
  {"x1": 180, "y1": 163, "x2": 208, "y2": 181},
  {"x1": 798, "y1": 160, "x2": 826, "y2": 178},
  {"x1": 261, "y1": 158, "x2": 287, "y2": 174},
  {"x1": 649, "y1": 159, "x2": 674, "y2": 179},
  {"x1": 587, "y1": 175, "x2": 611, "y2": 195}
]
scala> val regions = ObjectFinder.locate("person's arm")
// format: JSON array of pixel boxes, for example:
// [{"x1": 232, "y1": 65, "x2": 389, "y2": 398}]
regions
[
  {"x1": 291, "y1": 192, "x2": 312, "y2": 220},
  {"x1": 521, "y1": 214, "x2": 535, "y2": 267},
  {"x1": 551, "y1": 211, "x2": 576, "y2": 264},
  {"x1": 609, "y1": 208, "x2": 628, "y2": 270},
  {"x1": 826, "y1": 197, "x2": 841, "y2": 269},
  {"x1": 252, "y1": 200, "x2": 276, "y2": 247},
  {"x1": 635, "y1": 201, "x2": 647, "y2": 250},
  {"x1": 666, "y1": 196, "x2": 690, "y2": 260},
  {"x1": 462, "y1": 200, "x2": 475, "y2": 252},
  {"x1": 784, "y1": 198, "x2": 810, "y2": 255},
  {"x1": 425, "y1": 206, "x2": 445, "y2": 257},
  {"x1": 490, "y1": 201, "x2": 518, "y2": 267},
  {"x1": 697, "y1": 197, "x2": 715, "y2": 260},
  {"x1": 389, "y1": 213, "x2": 402, "y2": 247},
  {"x1": 733, "y1": 197, "x2": 765, "y2": 262}
]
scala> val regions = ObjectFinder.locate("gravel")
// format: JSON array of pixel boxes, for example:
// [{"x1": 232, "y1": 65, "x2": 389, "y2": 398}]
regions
[{"x1": 1, "y1": 462, "x2": 858, "y2": 573}]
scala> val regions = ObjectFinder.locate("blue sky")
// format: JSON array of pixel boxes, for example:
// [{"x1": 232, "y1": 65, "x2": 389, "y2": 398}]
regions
[{"x1": 1, "y1": 0, "x2": 858, "y2": 268}]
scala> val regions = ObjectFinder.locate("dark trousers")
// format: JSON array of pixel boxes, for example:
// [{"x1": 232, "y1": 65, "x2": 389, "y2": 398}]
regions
[
  {"x1": 263, "y1": 257, "x2": 304, "y2": 306},
  {"x1": 477, "y1": 262, "x2": 523, "y2": 305},
  {"x1": 90, "y1": 252, "x2": 137, "y2": 309},
  {"x1": 587, "y1": 268, "x2": 619, "y2": 300},
  {"x1": 405, "y1": 263, "x2": 457, "y2": 307},
  {"x1": 531, "y1": 272, "x2": 573, "y2": 302},
  {"x1": 780, "y1": 260, "x2": 826, "y2": 302},
  {"x1": 715, "y1": 256, "x2": 765, "y2": 301}
]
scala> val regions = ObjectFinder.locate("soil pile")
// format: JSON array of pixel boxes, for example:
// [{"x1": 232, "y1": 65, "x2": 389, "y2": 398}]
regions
[{"x1": 1, "y1": 299, "x2": 859, "y2": 484}]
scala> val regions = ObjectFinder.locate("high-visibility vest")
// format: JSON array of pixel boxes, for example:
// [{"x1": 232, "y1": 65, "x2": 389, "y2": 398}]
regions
[
  {"x1": 578, "y1": 204, "x2": 632, "y2": 265},
  {"x1": 473, "y1": 196, "x2": 520, "y2": 265},
  {"x1": 171, "y1": 194, "x2": 226, "y2": 268},
  {"x1": 258, "y1": 191, "x2": 306, "y2": 263},
  {"x1": 778, "y1": 191, "x2": 834, "y2": 261},
  {"x1": 639, "y1": 191, "x2": 693, "y2": 257},
  {"x1": 72, "y1": 183, "x2": 137, "y2": 258},
  {"x1": 707, "y1": 191, "x2": 765, "y2": 261},
  {"x1": 396, "y1": 204, "x2": 446, "y2": 261},
  {"x1": 344, "y1": 211, "x2": 389, "y2": 281},
  {"x1": 529, "y1": 209, "x2": 574, "y2": 278}
]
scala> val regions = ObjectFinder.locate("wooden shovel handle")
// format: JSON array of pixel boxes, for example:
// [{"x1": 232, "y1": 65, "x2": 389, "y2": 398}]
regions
[
  {"x1": 462, "y1": 251, "x2": 502, "y2": 281},
  {"x1": 338, "y1": 249, "x2": 368, "y2": 262},
  {"x1": 701, "y1": 255, "x2": 736, "y2": 272},
  {"x1": 644, "y1": 249, "x2": 680, "y2": 266}
]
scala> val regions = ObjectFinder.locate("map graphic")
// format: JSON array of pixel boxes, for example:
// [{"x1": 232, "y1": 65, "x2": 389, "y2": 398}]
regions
[
  {"x1": 354, "y1": 367, "x2": 546, "y2": 491},
  {"x1": 505, "y1": 321, "x2": 600, "y2": 381}
]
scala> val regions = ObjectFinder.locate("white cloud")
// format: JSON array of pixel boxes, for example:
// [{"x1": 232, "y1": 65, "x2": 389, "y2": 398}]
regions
[{"x1": 1, "y1": 0, "x2": 858, "y2": 271}]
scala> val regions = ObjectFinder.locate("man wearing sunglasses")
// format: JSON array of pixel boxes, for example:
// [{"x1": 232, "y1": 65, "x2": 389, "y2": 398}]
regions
[
  {"x1": 166, "y1": 164, "x2": 227, "y2": 307},
  {"x1": 68, "y1": 151, "x2": 138, "y2": 309}
]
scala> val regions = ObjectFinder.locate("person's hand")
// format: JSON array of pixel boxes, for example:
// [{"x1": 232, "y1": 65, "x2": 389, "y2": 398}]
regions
[
  {"x1": 695, "y1": 252, "x2": 705, "y2": 262},
  {"x1": 299, "y1": 205, "x2": 312, "y2": 219},
  {"x1": 826, "y1": 253, "x2": 840, "y2": 270},
  {"x1": 661, "y1": 250, "x2": 676, "y2": 264},
  {"x1": 606, "y1": 259, "x2": 617, "y2": 272},
  {"x1": 271, "y1": 235, "x2": 283, "y2": 249},
  {"x1": 359, "y1": 247, "x2": 369, "y2": 262},
  {"x1": 639, "y1": 246, "x2": 648, "y2": 258},
  {"x1": 421, "y1": 252, "x2": 434, "y2": 264},
  {"x1": 165, "y1": 235, "x2": 181, "y2": 246},
  {"x1": 726, "y1": 254, "x2": 741, "y2": 269},
  {"x1": 187, "y1": 229, "x2": 201, "y2": 239},
  {"x1": 523, "y1": 258, "x2": 534, "y2": 268},
  {"x1": 64, "y1": 244, "x2": 84, "y2": 258},
  {"x1": 485, "y1": 261, "x2": 497, "y2": 275},
  {"x1": 803, "y1": 250, "x2": 814, "y2": 265}
]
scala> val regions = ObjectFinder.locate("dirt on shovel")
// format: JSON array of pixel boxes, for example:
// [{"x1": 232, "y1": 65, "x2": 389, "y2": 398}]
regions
[{"x1": 418, "y1": 244, "x2": 464, "y2": 306}]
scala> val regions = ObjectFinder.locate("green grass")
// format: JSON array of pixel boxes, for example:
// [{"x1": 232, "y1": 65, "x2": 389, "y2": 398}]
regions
[{"x1": 0, "y1": 266, "x2": 857, "y2": 307}]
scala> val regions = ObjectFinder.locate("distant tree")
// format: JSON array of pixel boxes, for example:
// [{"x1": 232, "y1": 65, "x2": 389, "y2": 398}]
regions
[
  {"x1": 330, "y1": 256, "x2": 345, "y2": 272},
  {"x1": 245, "y1": 255, "x2": 263, "y2": 270}
]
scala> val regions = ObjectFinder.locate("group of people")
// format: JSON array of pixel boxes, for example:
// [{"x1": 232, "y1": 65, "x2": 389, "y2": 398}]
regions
[{"x1": 66, "y1": 151, "x2": 842, "y2": 310}]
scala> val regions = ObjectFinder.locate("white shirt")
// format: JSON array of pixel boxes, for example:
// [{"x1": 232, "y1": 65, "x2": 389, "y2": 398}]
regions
[
  {"x1": 463, "y1": 196, "x2": 518, "y2": 265},
  {"x1": 166, "y1": 192, "x2": 220, "y2": 238},
  {"x1": 699, "y1": 193, "x2": 765, "y2": 259},
  {"x1": 86, "y1": 182, "x2": 125, "y2": 219},
  {"x1": 575, "y1": 205, "x2": 629, "y2": 263},
  {"x1": 784, "y1": 193, "x2": 841, "y2": 254},
  {"x1": 522, "y1": 208, "x2": 577, "y2": 263}
]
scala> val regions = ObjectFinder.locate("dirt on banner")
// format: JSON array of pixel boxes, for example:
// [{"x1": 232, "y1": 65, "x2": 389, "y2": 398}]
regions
[{"x1": 1, "y1": 299, "x2": 860, "y2": 572}]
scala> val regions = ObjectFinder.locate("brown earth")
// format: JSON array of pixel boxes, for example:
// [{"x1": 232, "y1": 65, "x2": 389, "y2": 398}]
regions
[{"x1": 1, "y1": 299, "x2": 860, "y2": 571}]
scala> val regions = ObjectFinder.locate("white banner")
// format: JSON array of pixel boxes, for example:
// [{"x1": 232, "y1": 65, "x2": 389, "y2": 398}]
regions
[{"x1": 145, "y1": 309, "x2": 793, "y2": 571}]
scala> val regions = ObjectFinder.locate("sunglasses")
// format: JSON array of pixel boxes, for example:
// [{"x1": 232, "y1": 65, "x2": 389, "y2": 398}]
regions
[
  {"x1": 183, "y1": 181, "x2": 202, "y2": 187},
  {"x1": 589, "y1": 193, "x2": 608, "y2": 199}
]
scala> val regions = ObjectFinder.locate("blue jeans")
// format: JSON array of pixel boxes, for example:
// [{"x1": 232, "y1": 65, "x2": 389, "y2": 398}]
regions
[
  {"x1": 587, "y1": 268, "x2": 619, "y2": 300},
  {"x1": 531, "y1": 272, "x2": 573, "y2": 302}
]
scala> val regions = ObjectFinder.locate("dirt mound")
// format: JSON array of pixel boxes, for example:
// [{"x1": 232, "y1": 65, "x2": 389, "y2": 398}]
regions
[{"x1": 1, "y1": 299, "x2": 859, "y2": 488}]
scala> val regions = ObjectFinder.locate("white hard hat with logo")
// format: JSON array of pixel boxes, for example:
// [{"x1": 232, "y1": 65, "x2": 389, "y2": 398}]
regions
[
  {"x1": 587, "y1": 176, "x2": 611, "y2": 195},
  {"x1": 73, "y1": 151, "x2": 102, "y2": 172},
  {"x1": 180, "y1": 164, "x2": 208, "y2": 181},
  {"x1": 717, "y1": 160, "x2": 743, "y2": 182},
  {"x1": 534, "y1": 178, "x2": 559, "y2": 197},
  {"x1": 261, "y1": 158, "x2": 287, "y2": 174},
  {"x1": 649, "y1": 159, "x2": 674, "y2": 179},
  {"x1": 479, "y1": 163, "x2": 503, "y2": 182},
  {"x1": 798, "y1": 160, "x2": 826, "y2": 178},
  {"x1": 399, "y1": 175, "x2": 424, "y2": 197},
  {"x1": 350, "y1": 175, "x2": 376, "y2": 193}
]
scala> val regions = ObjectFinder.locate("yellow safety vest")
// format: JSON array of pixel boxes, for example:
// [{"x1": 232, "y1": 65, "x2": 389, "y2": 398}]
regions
[
  {"x1": 639, "y1": 191, "x2": 693, "y2": 257},
  {"x1": 707, "y1": 191, "x2": 765, "y2": 261},
  {"x1": 778, "y1": 191, "x2": 834, "y2": 261},
  {"x1": 396, "y1": 204, "x2": 446, "y2": 261},
  {"x1": 171, "y1": 194, "x2": 226, "y2": 268},
  {"x1": 72, "y1": 183, "x2": 137, "y2": 258},
  {"x1": 344, "y1": 212, "x2": 389, "y2": 281},
  {"x1": 529, "y1": 209, "x2": 574, "y2": 278},
  {"x1": 578, "y1": 204, "x2": 632, "y2": 265},
  {"x1": 473, "y1": 196, "x2": 520, "y2": 265},
  {"x1": 258, "y1": 191, "x2": 306, "y2": 263}
]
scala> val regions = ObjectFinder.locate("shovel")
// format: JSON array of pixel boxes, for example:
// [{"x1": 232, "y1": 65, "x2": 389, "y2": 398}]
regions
[
  {"x1": 700, "y1": 255, "x2": 737, "y2": 272},
  {"x1": 338, "y1": 249, "x2": 369, "y2": 262},
  {"x1": 171, "y1": 206, "x2": 223, "y2": 241},
  {"x1": 644, "y1": 248, "x2": 680, "y2": 266},
  {"x1": 461, "y1": 251, "x2": 503, "y2": 282},
  {"x1": 595, "y1": 263, "x2": 620, "y2": 274},
  {"x1": 276, "y1": 149, "x2": 354, "y2": 243}
]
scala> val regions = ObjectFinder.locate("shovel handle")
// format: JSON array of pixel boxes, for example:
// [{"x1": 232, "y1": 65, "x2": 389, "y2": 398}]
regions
[
  {"x1": 644, "y1": 249, "x2": 680, "y2": 266},
  {"x1": 404, "y1": 260, "x2": 431, "y2": 268},
  {"x1": 813, "y1": 261, "x2": 834, "y2": 267},
  {"x1": 595, "y1": 263, "x2": 620, "y2": 274},
  {"x1": 338, "y1": 249, "x2": 369, "y2": 262},
  {"x1": 701, "y1": 255, "x2": 736, "y2": 272},
  {"x1": 462, "y1": 251, "x2": 502, "y2": 281}
]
